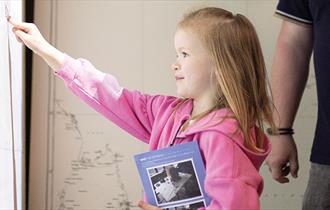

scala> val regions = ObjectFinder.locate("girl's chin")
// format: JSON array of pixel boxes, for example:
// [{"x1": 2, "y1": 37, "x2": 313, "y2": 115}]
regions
[{"x1": 176, "y1": 91, "x2": 189, "y2": 98}]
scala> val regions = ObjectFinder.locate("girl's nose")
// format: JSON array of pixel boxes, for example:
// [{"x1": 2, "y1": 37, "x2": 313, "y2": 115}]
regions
[{"x1": 171, "y1": 63, "x2": 179, "y2": 71}]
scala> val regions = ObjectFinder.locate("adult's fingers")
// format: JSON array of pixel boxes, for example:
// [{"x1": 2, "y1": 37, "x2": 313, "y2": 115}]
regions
[
  {"x1": 271, "y1": 164, "x2": 289, "y2": 183},
  {"x1": 282, "y1": 164, "x2": 290, "y2": 177},
  {"x1": 290, "y1": 155, "x2": 299, "y2": 178}
]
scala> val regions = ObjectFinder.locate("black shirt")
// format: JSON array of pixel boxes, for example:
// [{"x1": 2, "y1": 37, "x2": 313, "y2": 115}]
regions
[{"x1": 276, "y1": 0, "x2": 330, "y2": 165}]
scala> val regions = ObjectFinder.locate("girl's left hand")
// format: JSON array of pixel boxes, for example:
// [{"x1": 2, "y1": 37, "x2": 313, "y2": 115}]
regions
[{"x1": 138, "y1": 201, "x2": 161, "y2": 210}]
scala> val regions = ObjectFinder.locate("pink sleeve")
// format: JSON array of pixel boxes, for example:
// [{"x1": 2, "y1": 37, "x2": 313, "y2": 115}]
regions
[
  {"x1": 55, "y1": 54, "x2": 175, "y2": 143},
  {"x1": 199, "y1": 132, "x2": 262, "y2": 210}
]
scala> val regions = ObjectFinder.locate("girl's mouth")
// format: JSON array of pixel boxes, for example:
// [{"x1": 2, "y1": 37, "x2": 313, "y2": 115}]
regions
[{"x1": 175, "y1": 76, "x2": 184, "y2": 80}]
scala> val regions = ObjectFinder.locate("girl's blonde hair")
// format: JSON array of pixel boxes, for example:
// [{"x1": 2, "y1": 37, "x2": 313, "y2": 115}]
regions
[{"x1": 177, "y1": 7, "x2": 275, "y2": 152}]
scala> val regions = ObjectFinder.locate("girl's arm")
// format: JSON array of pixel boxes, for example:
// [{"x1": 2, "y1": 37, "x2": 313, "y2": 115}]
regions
[
  {"x1": 267, "y1": 20, "x2": 313, "y2": 183},
  {"x1": 56, "y1": 54, "x2": 176, "y2": 142},
  {"x1": 8, "y1": 18, "x2": 177, "y2": 143}
]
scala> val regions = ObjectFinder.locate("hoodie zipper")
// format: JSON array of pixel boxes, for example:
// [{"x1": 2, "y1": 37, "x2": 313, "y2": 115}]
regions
[{"x1": 169, "y1": 116, "x2": 189, "y2": 146}]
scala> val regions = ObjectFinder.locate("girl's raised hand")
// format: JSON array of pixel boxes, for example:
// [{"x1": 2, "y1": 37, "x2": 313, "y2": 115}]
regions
[
  {"x1": 138, "y1": 201, "x2": 161, "y2": 210},
  {"x1": 7, "y1": 16, "x2": 50, "y2": 56},
  {"x1": 7, "y1": 16, "x2": 65, "y2": 71}
]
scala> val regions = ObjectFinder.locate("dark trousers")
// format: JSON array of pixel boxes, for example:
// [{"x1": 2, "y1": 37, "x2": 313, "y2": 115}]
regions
[{"x1": 302, "y1": 163, "x2": 330, "y2": 210}]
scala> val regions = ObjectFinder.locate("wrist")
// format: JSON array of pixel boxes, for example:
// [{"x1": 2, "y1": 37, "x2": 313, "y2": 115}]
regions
[
  {"x1": 38, "y1": 42, "x2": 56, "y2": 57},
  {"x1": 39, "y1": 43, "x2": 65, "y2": 71}
]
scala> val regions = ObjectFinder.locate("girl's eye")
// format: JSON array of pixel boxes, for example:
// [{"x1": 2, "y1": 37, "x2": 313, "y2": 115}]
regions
[
  {"x1": 175, "y1": 52, "x2": 189, "y2": 59},
  {"x1": 182, "y1": 52, "x2": 189, "y2": 58}
]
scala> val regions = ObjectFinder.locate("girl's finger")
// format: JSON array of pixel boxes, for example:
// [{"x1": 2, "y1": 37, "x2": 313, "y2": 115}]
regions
[
  {"x1": 8, "y1": 17, "x2": 31, "y2": 31},
  {"x1": 15, "y1": 35, "x2": 22, "y2": 43},
  {"x1": 11, "y1": 27, "x2": 22, "y2": 42},
  {"x1": 13, "y1": 29, "x2": 29, "y2": 43},
  {"x1": 138, "y1": 201, "x2": 160, "y2": 210},
  {"x1": 12, "y1": 27, "x2": 23, "y2": 35}
]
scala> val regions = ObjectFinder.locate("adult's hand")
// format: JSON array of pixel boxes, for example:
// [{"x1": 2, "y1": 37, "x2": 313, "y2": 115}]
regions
[{"x1": 266, "y1": 135, "x2": 299, "y2": 183}]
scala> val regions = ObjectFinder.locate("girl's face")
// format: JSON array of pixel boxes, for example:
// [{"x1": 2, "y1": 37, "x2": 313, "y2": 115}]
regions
[{"x1": 172, "y1": 29, "x2": 216, "y2": 101}]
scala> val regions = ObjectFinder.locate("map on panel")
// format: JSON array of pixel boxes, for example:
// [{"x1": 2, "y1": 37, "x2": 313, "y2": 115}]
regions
[{"x1": 48, "y1": 94, "x2": 144, "y2": 209}]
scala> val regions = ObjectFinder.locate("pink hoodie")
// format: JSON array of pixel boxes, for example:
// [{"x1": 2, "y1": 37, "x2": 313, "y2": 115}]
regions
[{"x1": 55, "y1": 54, "x2": 271, "y2": 210}]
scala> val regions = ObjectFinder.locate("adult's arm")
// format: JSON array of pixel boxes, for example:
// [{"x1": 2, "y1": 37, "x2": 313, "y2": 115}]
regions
[{"x1": 267, "y1": 20, "x2": 313, "y2": 183}]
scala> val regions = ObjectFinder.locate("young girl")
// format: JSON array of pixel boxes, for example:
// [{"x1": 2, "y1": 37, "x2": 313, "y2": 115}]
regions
[{"x1": 9, "y1": 7, "x2": 275, "y2": 210}]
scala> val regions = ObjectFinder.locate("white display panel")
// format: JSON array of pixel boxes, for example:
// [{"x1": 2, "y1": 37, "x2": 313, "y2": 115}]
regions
[{"x1": 0, "y1": 1, "x2": 24, "y2": 209}]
